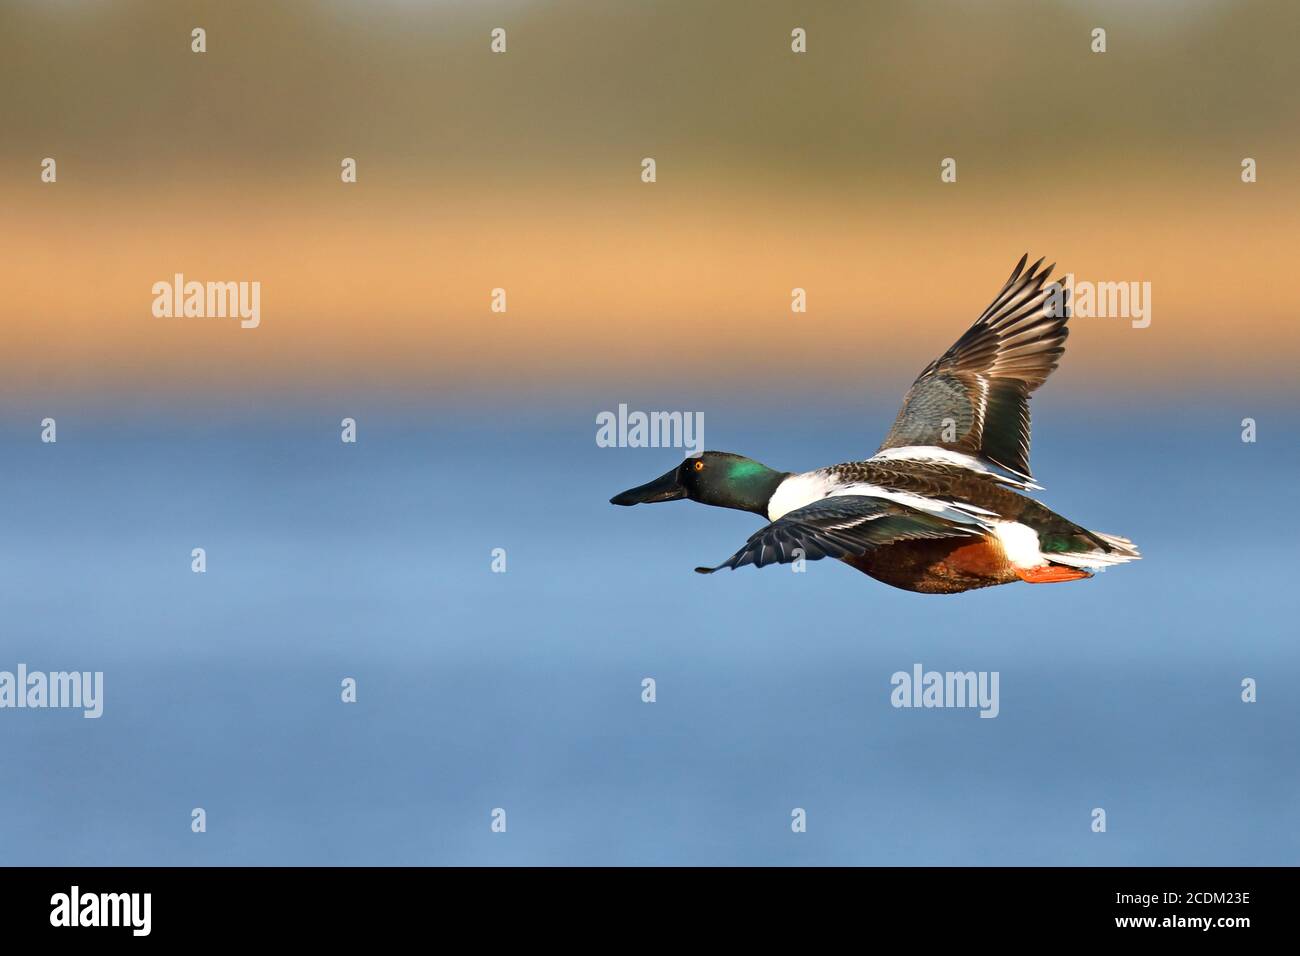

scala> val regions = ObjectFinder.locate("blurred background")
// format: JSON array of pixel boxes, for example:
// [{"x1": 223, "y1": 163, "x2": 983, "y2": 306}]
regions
[{"x1": 0, "y1": 0, "x2": 1297, "y2": 865}]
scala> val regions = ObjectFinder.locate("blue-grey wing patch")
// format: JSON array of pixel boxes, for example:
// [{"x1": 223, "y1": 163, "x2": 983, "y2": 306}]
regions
[
  {"x1": 694, "y1": 495, "x2": 976, "y2": 574},
  {"x1": 875, "y1": 254, "x2": 1068, "y2": 482}
]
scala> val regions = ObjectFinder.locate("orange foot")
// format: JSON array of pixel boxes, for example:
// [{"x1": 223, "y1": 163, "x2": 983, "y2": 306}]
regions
[{"x1": 1016, "y1": 564, "x2": 1093, "y2": 584}]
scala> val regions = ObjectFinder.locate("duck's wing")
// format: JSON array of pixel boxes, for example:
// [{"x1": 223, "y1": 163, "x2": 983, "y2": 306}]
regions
[
  {"x1": 872, "y1": 254, "x2": 1068, "y2": 486},
  {"x1": 694, "y1": 495, "x2": 975, "y2": 573}
]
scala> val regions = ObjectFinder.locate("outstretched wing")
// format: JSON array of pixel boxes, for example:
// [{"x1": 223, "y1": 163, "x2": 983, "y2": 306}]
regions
[
  {"x1": 694, "y1": 495, "x2": 976, "y2": 574},
  {"x1": 873, "y1": 254, "x2": 1068, "y2": 483}
]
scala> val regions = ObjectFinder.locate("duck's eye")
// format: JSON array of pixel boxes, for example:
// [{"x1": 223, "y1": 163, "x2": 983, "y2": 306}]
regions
[{"x1": 693, "y1": 460, "x2": 705, "y2": 472}]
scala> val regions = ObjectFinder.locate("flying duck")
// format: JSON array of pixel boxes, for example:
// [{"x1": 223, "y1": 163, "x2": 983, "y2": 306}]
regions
[{"x1": 610, "y1": 254, "x2": 1140, "y2": 594}]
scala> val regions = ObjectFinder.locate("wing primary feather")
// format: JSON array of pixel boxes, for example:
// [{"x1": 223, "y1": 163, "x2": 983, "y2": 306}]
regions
[{"x1": 874, "y1": 253, "x2": 1072, "y2": 481}]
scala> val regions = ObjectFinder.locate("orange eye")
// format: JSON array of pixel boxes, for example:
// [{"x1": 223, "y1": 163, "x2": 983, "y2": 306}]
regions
[{"x1": 693, "y1": 460, "x2": 705, "y2": 472}]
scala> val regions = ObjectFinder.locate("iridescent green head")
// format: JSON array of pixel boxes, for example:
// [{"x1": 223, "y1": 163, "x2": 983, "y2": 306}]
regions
[{"x1": 610, "y1": 451, "x2": 788, "y2": 516}]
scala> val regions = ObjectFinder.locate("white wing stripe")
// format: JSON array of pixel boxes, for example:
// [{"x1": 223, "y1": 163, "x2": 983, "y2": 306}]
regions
[{"x1": 868, "y1": 446, "x2": 1044, "y2": 490}]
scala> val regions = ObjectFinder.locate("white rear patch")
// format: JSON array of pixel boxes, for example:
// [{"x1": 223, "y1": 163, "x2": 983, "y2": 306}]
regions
[{"x1": 992, "y1": 521, "x2": 1044, "y2": 569}]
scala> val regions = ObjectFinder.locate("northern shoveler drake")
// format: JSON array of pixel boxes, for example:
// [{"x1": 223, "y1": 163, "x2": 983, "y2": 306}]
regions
[{"x1": 610, "y1": 254, "x2": 1140, "y2": 594}]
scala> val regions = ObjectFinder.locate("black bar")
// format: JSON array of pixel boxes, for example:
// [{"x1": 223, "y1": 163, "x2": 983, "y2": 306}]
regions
[{"x1": 0, "y1": 866, "x2": 1277, "y2": 941}]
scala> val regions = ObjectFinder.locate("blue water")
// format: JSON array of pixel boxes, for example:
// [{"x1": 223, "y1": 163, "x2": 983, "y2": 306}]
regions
[{"x1": 1, "y1": 395, "x2": 1296, "y2": 865}]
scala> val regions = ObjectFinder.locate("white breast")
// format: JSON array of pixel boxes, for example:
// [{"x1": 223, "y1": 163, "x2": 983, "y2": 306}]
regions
[
  {"x1": 767, "y1": 472, "x2": 835, "y2": 521},
  {"x1": 767, "y1": 471, "x2": 995, "y2": 530}
]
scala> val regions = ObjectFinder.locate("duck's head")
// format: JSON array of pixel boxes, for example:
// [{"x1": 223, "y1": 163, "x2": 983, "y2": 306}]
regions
[{"x1": 610, "y1": 451, "x2": 787, "y2": 516}]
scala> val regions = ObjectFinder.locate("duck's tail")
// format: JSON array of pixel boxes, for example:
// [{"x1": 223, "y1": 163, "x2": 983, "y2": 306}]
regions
[{"x1": 1045, "y1": 531, "x2": 1141, "y2": 571}]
